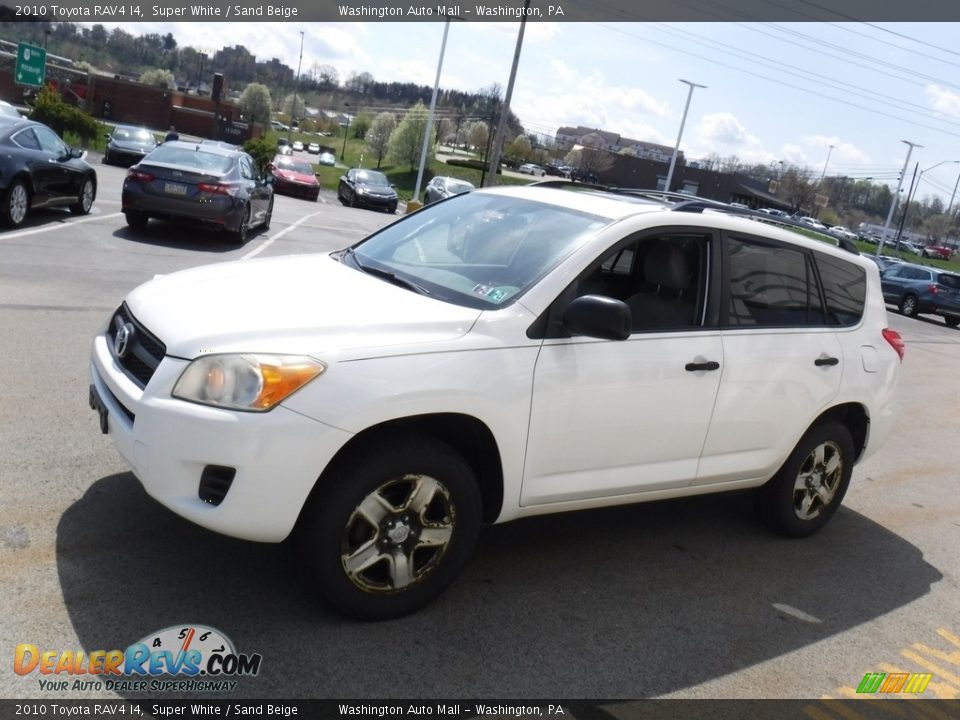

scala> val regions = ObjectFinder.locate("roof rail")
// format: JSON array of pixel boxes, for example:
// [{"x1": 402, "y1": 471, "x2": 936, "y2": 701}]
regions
[{"x1": 526, "y1": 181, "x2": 859, "y2": 255}]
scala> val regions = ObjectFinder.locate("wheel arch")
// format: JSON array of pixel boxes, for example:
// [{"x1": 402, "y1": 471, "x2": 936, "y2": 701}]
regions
[
  {"x1": 808, "y1": 402, "x2": 870, "y2": 463},
  {"x1": 301, "y1": 412, "x2": 505, "y2": 526}
]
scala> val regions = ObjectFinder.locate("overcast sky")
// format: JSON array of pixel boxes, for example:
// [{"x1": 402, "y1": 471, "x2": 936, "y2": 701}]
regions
[{"x1": 88, "y1": 21, "x2": 960, "y2": 203}]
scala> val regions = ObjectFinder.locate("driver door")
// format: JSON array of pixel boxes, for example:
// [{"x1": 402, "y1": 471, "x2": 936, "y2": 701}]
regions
[
  {"x1": 521, "y1": 230, "x2": 723, "y2": 506},
  {"x1": 31, "y1": 125, "x2": 77, "y2": 203}
]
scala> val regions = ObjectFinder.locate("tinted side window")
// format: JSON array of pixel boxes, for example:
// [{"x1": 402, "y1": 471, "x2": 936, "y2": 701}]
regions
[
  {"x1": 12, "y1": 129, "x2": 41, "y2": 150},
  {"x1": 726, "y1": 237, "x2": 825, "y2": 327},
  {"x1": 816, "y1": 253, "x2": 866, "y2": 327},
  {"x1": 33, "y1": 126, "x2": 67, "y2": 155},
  {"x1": 239, "y1": 156, "x2": 255, "y2": 180}
]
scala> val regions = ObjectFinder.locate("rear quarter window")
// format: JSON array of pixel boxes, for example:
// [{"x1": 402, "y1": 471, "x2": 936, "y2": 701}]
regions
[
  {"x1": 815, "y1": 252, "x2": 866, "y2": 327},
  {"x1": 938, "y1": 273, "x2": 960, "y2": 290}
]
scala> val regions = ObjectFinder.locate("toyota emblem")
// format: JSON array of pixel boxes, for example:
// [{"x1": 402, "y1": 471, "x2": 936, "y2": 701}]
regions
[{"x1": 115, "y1": 323, "x2": 135, "y2": 358}]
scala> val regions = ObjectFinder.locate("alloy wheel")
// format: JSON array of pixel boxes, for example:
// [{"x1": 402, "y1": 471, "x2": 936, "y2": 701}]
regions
[{"x1": 793, "y1": 440, "x2": 843, "y2": 520}]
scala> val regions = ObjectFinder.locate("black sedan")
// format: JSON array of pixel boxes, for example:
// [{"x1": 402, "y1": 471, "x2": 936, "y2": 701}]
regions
[
  {"x1": 0, "y1": 116, "x2": 97, "y2": 229},
  {"x1": 103, "y1": 125, "x2": 158, "y2": 166},
  {"x1": 337, "y1": 168, "x2": 398, "y2": 213},
  {"x1": 121, "y1": 141, "x2": 273, "y2": 244},
  {"x1": 266, "y1": 154, "x2": 320, "y2": 201},
  {"x1": 423, "y1": 176, "x2": 474, "y2": 205}
]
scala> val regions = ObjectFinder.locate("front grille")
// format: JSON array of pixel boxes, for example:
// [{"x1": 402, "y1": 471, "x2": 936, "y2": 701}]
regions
[
  {"x1": 107, "y1": 303, "x2": 166, "y2": 389},
  {"x1": 199, "y1": 465, "x2": 236, "y2": 506}
]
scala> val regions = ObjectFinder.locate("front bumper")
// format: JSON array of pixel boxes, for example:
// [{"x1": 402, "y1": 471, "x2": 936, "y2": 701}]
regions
[
  {"x1": 356, "y1": 192, "x2": 397, "y2": 210},
  {"x1": 90, "y1": 332, "x2": 353, "y2": 542}
]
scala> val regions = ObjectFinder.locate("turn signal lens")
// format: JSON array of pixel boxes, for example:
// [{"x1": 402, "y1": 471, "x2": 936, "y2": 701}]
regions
[{"x1": 173, "y1": 354, "x2": 325, "y2": 412}]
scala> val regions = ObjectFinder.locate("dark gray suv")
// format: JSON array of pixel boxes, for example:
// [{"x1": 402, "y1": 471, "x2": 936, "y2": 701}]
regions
[{"x1": 880, "y1": 262, "x2": 960, "y2": 327}]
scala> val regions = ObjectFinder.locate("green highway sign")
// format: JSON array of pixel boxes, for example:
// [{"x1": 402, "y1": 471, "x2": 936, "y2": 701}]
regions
[{"x1": 15, "y1": 43, "x2": 46, "y2": 88}]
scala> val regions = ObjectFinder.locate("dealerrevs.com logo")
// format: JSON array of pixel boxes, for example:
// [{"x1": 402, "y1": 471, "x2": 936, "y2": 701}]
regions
[{"x1": 14, "y1": 625, "x2": 262, "y2": 693}]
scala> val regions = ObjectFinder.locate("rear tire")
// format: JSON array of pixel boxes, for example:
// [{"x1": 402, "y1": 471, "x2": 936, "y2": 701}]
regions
[
  {"x1": 946, "y1": 316, "x2": 960, "y2": 328},
  {"x1": 755, "y1": 421, "x2": 854, "y2": 538},
  {"x1": 1, "y1": 179, "x2": 29, "y2": 228},
  {"x1": 231, "y1": 203, "x2": 251, "y2": 245},
  {"x1": 296, "y1": 433, "x2": 482, "y2": 620},
  {"x1": 899, "y1": 294, "x2": 919, "y2": 317},
  {"x1": 124, "y1": 211, "x2": 149, "y2": 230}
]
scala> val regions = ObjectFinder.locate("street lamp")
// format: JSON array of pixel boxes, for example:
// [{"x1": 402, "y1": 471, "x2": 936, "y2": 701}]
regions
[
  {"x1": 341, "y1": 102, "x2": 351, "y2": 161},
  {"x1": 664, "y1": 79, "x2": 706, "y2": 193},
  {"x1": 877, "y1": 140, "x2": 922, "y2": 255}
]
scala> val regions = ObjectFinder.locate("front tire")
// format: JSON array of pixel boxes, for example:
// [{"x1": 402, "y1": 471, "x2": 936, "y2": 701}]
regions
[
  {"x1": 755, "y1": 421, "x2": 854, "y2": 538},
  {"x1": 945, "y1": 316, "x2": 960, "y2": 328},
  {"x1": 70, "y1": 177, "x2": 95, "y2": 215},
  {"x1": 2, "y1": 179, "x2": 30, "y2": 228},
  {"x1": 297, "y1": 433, "x2": 482, "y2": 620}
]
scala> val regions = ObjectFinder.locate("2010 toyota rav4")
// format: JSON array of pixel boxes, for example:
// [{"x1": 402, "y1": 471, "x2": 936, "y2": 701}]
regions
[{"x1": 89, "y1": 185, "x2": 903, "y2": 619}]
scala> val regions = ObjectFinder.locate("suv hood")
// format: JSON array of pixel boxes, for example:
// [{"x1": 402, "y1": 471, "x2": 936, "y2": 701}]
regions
[{"x1": 125, "y1": 254, "x2": 481, "y2": 359}]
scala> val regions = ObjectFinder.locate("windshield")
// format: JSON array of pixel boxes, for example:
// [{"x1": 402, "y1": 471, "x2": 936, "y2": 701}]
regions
[
  {"x1": 115, "y1": 128, "x2": 155, "y2": 143},
  {"x1": 356, "y1": 170, "x2": 390, "y2": 186},
  {"x1": 348, "y1": 192, "x2": 607, "y2": 309},
  {"x1": 276, "y1": 157, "x2": 314, "y2": 174},
  {"x1": 446, "y1": 180, "x2": 473, "y2": 194}
]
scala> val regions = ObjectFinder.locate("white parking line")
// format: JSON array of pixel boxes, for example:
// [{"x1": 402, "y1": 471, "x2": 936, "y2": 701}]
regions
[
  {"x1": 241, "y1": 211, "x2": 324, "y2": 261},
  {"x1": 0, "y1": 212, "x2": 123, "y2": 241}
]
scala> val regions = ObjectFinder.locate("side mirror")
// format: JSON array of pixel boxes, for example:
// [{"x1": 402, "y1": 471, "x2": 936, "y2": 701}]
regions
[
  {"x1": 263, "y1": 173, "x2": 274, "y2": 185},
  {"x1": 70, "y1": 147, "x2": 85, "y2": 159},
  {"x1": 390, "y1": 183, "x2": 397, "y2": 189},
  {"x1": 562, "y1": 295, "x2": 631, "y2": 341},
  {"x1": 104, "y1": 133, "x2": 111, "y2": 140}
]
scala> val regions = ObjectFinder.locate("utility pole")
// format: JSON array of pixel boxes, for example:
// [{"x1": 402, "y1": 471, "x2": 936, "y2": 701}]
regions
[{"x1": 893, "y1": 162, "x2": 918, "y2": 248}]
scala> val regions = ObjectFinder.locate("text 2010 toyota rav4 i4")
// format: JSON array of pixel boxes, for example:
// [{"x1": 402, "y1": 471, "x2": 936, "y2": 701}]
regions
[{"x1": 90, "y1": 186, "x2": 903, "y2": 619}]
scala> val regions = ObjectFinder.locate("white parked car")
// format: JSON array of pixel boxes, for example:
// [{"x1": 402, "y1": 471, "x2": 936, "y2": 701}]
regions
[
  {"x1": 89, "y1": 185, "x2": 903, "y2": 619},
  {"x1": 518, "y1": 163, "x2": 545, "y2": 177},
  {"x1": 797, "y1": 216, "x2": 827, "y2": 231},
  {"x1": 827, "y1": 225, "x2": 858, "y2": 242},
  {"x1": 291, "y1": 140, "x2": 304, "y2": 152}
]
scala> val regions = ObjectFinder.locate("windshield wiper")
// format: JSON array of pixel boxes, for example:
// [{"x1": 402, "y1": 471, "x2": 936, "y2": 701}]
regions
[{"x1": 345, "y1": 249, "x2": 431, "y2": 296}]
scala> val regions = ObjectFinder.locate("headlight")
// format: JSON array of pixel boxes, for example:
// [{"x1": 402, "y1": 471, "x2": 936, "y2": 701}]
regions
[
  {"x1": 172, "y1": 354, "x2": 325, "y2": 412},
  {"x1": 356, "y1": 186, "x2": 368, "y2": 194}
]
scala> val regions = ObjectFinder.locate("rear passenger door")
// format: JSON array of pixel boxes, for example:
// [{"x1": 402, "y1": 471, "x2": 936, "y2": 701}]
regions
[{"x1": 694, "y1": 234, "x2": 843, "y2": 486}]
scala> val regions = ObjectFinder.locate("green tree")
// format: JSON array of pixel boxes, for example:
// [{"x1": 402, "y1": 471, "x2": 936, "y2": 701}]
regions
[
  {"x1": 505, "y1": 135, "x2": 532, "y2": 164},
  {"x1": 29, "y1": 84, "x2": 100, "y2": 145},
  {"x1": 388, "y1": 102, "x2": 430, "y2": 171},
  {"x1": 239, "y1": 83, "x2": 273, "y2": 127},
  {"x1": 352, "y1": 112, "x2": 373, "y2": 140},
  {"x1": 139, "y1": 68, "x2": 174, "y2": 89},
  {"x1": 367, "y1": 112, "x2": 397, "y2": 169},
  {"x1": 466, "y1": 120, "x2": 490, "y2": 159}
]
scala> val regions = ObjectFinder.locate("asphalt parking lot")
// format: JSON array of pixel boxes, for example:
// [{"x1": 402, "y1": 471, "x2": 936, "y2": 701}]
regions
[{"x1": 1, "y1": 158, "x2": 959, "y2": 702}]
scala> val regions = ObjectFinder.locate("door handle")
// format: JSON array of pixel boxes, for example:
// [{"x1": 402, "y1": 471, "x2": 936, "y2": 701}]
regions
[
  {"x1": 814, "y1": 356, "x2": 840, "y2": 367},
  {"x1": 685, "y1": 360, "x2": 720, "y2": 372}
]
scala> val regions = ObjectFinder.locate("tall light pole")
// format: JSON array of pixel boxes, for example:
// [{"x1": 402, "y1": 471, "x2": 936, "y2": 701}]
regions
[
  {"x1": 948, "y1": 169, "x2": 960, "y2": 215},
  {"x1": 414, "y1": 20, "x2": 451, "y2": 203},
  {"x1": 292, "y1": 30, "x2": 305, "y2": 126},
  {"x1": 877, "y1": 140, "x2": 922, "y2": 255},
  {"x1": 484, "y1": 0, "x2": 531, "y2": 188},
  {"x1": 664, "y1": 79, "x2": 706, "y2": 193},
  {"x1": 340, "y1": 102, "x2": 351, "y2": 160},
  {"x1": 818, "y1": 144, "x2": 835, "y2": 184}
]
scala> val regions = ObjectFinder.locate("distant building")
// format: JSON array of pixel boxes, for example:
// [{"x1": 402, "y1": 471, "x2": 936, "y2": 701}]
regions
[{"x1": 554, "y1": 125, "x2": 680, "y2": 164}]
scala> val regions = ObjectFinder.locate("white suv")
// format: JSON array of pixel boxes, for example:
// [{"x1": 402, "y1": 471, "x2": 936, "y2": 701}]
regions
[{"x1": 89, "y1": 186, "x2": 903, "y2": 619}]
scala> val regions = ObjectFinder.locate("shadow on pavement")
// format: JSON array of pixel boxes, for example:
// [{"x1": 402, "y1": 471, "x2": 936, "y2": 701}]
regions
[
  {"x1": 111, "y1": 220, "x2": 265, "y2": 253},
  {"x1": 56, "y1": 473, "x2": 941, "y2": 698}
]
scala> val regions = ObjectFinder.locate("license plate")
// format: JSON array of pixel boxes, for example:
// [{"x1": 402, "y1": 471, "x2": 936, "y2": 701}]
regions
[
  {"x1": 89, "y1": 384, "x2": 109, "y2": 435},
  {"x1": 164, "y1": 182, "x2": 188, "y2": 195}
]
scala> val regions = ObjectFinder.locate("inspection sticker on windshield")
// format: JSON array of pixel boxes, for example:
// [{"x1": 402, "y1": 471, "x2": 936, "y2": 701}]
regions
[{"x1": 472, "y1": 284, "x2": 511, "y2": 303}]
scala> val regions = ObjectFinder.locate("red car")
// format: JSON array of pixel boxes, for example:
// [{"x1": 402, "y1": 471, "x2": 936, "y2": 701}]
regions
[
  {"x1": 266, "y1": 154, "x2": 319, "y2": 201},
  {"x1": 921, "y1": 245, "x2": 953, "y2": 260}
]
